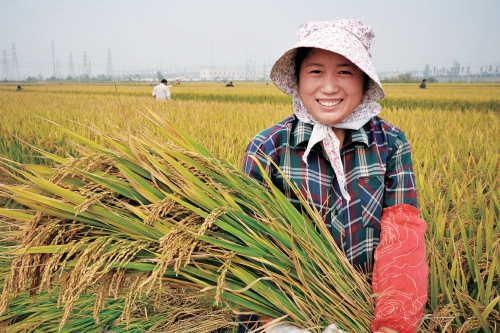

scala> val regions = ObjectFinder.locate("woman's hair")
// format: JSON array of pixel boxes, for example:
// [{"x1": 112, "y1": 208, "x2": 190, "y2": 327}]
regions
[
  {"x1": 294, "y1": 47, "x2": 312, "y2": 84},
  {"x1": 294, "y1": 47, "x2": 371, "y2": 93}
]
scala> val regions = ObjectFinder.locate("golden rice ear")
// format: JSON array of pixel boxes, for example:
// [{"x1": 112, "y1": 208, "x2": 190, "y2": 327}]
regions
[{"x1": 0, "y1": 112, "x2": 375, "y2": 332}]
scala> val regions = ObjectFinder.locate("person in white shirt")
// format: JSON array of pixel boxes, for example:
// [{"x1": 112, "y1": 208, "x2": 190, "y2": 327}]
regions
[{"x1": 152, "y1": 79, "x2": 171, "y2": 100}]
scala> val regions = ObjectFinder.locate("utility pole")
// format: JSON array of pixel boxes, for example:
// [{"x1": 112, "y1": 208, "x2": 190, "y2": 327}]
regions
[
  {"x1": 56, "y1": 58, "x2": 61, "y2": 79},
  {"x1": 83, "y1": 51, "x2": 88, "y2": 77},
  {"x1": 106, "y1": 49, "x2": 113, "y2": 79},
  {"x1": 69, "y1": 53, "x2": 74, "y2": 78},
  {"x1": 11, "y1": 43, "x2": 19, "y2": 81},
  {"x1": 52, "y1": 40, "x2": 56, "y2": 77},
  {"x1": 2, "y1": 50, "x2": 10, "y2": 80}
]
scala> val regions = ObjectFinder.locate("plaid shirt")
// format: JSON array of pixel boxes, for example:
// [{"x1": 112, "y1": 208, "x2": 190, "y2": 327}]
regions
[
  {"x1": 238, "y1": 115, "x2": 417, "y2": 332},
  {"x1": 243, "y1": 115, "x2": 417, "y2": 274}
]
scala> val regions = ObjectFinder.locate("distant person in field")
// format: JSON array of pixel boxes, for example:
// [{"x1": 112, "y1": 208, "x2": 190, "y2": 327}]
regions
[
  {"x1": 176, "y1": 79, "x2": 181, "y2": 85},
  {"x1": 241, "y1": 20, "x2": 427, "y2": 333},
  {"x1": 419, "y1": 79, "x2": 427, "y2": 89},
  {"x1": 225, "y1": 81, "x2": 234, "y2": 87},
  {"x1": 152, "y1": 79, "x2": 171, "y2": 100},
  {"x1": 16, "y1": 85, "x2": 23, "y2": 92}
]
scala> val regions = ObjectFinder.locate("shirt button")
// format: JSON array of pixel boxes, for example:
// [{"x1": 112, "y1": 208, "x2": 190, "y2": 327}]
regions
[{"x1": 364, "y1": 177, "x2": 369, "y2": 183}]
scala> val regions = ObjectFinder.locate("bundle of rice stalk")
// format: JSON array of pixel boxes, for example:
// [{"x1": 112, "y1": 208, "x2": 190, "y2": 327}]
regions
[
  {"x1": 0, "y1": 110, "x2": 374, "y2": 332},
  {"x1": 1, "y1": 231, "x2": 232, "y2": 333},
  {"x1": 0, "y1": 281, "x2": 233, "y2": 333}
]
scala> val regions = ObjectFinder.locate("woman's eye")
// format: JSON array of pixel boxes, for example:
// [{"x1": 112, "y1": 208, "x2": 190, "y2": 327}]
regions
[
  {"x1": 339, "y1": 71, "x2": 352, "y2": 75},
  {"x1": 310, "y1": 70, "x2": 322, "y2": 74}
]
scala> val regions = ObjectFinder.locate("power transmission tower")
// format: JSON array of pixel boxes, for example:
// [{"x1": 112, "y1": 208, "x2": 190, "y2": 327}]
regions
[
  {"x1": 52, "y1": 40, "x2": 56, "y2": 77},
  {"x1": 69, "y1": 53, "x2": 75, "y2": 77},
  {"x1": 11, "y1": 43, "x2": 19, "y2": 81},
  {"x1": 106, "y1": 49, "x2": 113, "y2": 78},
  {"x1": 1, "y1": 50, "x2": 10, "y2": 80},
  {"x1": 88, "y1": 61, "x2": 91, "y2": 83},
  {"x1": 245, "y1": 53, "x2": 256, "y2": 81},
  {"x1": 83, "y1": 51, "x2": 88, "y2": 77},
  {"x1": 56, "y1": 58, "x2": 61, "y2": 79}
]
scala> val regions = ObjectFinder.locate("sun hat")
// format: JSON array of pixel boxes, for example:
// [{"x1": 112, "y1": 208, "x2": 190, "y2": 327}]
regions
[
  {"x1": 270, "y1": 20, "x2": 385, "y2": 202},
  {"x1": 271, "y1": 19, "x2": 384, "y2": 101}
]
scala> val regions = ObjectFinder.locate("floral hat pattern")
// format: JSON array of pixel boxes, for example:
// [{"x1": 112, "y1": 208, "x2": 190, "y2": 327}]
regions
[
  {"x1": 271, "y1": 19, "x2": 385, "y2": 101},
  {"x1": 270, "y1": 20, "x2": 385, "y2": 202}
]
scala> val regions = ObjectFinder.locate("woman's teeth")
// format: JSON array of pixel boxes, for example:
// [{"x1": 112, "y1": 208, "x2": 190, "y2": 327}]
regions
[{"x1": 318, "y1": 100, "x2": 342, "y2": 107}]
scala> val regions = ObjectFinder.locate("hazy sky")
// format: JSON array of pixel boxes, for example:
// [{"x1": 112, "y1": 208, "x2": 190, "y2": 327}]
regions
[{"x1": 1, "y1": 0, "x2": 499, "y2": 79}]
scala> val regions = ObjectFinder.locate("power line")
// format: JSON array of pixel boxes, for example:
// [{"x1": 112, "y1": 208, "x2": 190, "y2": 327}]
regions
[
  {"x1": 0, "y1": 0, "x2": 18, "y2": 5},
  {"x1": 0, "y1": 0, "x2": 106, "y2": 22},
  {"x1": 0, "y1": 0, "x2": 72, "y2": 18}
]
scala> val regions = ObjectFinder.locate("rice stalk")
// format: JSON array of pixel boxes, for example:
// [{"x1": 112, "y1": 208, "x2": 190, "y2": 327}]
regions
[{"x1": 0, "y1": 111, "x2": 375, "y2": 332}]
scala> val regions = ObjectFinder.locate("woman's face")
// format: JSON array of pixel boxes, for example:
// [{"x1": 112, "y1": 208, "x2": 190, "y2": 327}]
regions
[{"x1": 298, "y1": 48, "x2": 365, "y2": 126}]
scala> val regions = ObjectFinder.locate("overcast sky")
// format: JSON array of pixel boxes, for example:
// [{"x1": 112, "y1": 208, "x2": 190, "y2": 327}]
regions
[{"x1": 1, "y1": 0, "x2": 499, "y2": 79}]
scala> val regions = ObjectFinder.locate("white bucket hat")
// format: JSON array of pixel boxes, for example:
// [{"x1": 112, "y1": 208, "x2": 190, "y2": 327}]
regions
[{"x1": 270, "y1": 20, "x2": 385, "y2": 202}]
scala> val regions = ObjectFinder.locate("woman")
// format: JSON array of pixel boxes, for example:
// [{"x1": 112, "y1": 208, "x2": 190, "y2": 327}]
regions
[{"x1": 241, "y1": 20, "x2": 428, "y2": 333}]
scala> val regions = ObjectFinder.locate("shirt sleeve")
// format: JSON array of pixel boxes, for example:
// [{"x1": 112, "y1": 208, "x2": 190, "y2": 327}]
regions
[
  {"x1": 384, "y1": 131, "x2": 418, "y2": 208},
  {"x1": 152, "y1": 87, "x2": 156, "y2": 96},
  {"x1": 166, "y1": 87, "x2": 171, "y2": 99},
  {"x1": 242, "y1": 138, "x2": 275, "y2": 189},
  {"x1": 371, "y1": 204, "x2": 428, "y2": 333}
]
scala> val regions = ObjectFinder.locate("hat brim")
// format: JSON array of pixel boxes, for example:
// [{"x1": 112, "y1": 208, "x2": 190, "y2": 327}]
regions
[{"x1": 271, "y1": 27, "x2": 385, "y2": 101}]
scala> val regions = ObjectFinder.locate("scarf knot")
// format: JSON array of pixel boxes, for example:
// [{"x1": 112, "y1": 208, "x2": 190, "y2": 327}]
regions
[{"x1": 293, "y1": 95, "x2": 381, "y2": 203}]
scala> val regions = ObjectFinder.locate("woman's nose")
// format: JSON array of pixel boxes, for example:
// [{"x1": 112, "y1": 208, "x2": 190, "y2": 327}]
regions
[{"x1": 321, "y1": 75, "x2": 340, "y2": 94}]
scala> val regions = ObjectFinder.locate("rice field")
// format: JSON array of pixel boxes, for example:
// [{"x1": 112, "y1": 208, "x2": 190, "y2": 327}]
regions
[{"x1": 0, "y1": 82, "x2": 499, "y2": 332}]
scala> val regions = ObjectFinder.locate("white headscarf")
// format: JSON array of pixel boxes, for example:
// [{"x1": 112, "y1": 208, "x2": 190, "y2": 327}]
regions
[{"x1": 270, "y1": 20, "x2": 385, "y2": 202}]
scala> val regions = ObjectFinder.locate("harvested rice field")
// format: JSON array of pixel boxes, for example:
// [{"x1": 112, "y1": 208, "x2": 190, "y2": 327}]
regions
[{"x1": 0, "y1": 82, "x2": 498, "y2": 332}]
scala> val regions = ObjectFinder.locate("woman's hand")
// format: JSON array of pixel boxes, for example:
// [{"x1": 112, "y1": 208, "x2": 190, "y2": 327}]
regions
[
  {"x1": 265, "y1": 323, "x2": 311, "y2": 333},
  {"x1": 323, "y1": 323, "x2": 344, "y2": 333},
  {"x1": 266, "y1": 322, "x2": 346, "y2": 333}
]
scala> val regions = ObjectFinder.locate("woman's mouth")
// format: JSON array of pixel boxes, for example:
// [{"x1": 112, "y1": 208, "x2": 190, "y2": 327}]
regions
[{"x1": 318, "y1": 100, "x2": 342, "y2": 107}]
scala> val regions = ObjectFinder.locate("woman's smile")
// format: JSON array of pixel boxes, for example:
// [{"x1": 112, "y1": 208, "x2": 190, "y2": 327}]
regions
[{"x1": 317, "y1": 99, "x2": 343, "y2": 107}]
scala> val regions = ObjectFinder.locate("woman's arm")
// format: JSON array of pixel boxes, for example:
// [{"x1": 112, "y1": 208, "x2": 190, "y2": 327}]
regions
[
  {"x1": 371, "y1": 205, "x2": 427, "y2": 333},
  {"x1": 371, "y1": 133, "x2": 428, "y2": 333}
]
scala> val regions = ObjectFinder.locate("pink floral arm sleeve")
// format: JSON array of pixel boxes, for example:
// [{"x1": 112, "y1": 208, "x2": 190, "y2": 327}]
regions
[{"x1": 371, "y1": 204, "x2": 428, "y2": 333}]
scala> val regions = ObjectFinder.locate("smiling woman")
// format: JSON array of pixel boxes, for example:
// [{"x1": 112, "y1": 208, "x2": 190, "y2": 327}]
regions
[{"x1": 242, "y1": 20, "x2": 428, "y2": 333}]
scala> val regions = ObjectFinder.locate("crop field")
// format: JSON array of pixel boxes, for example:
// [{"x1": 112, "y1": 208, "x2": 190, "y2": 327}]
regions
[{"x1": 0, "y1": 82, "x2": 499, "y2": 332}]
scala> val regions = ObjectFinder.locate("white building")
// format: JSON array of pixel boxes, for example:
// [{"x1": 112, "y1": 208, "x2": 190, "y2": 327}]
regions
[{"x1": 199, "y1": 68, "x2": 271, "y2": 81}]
